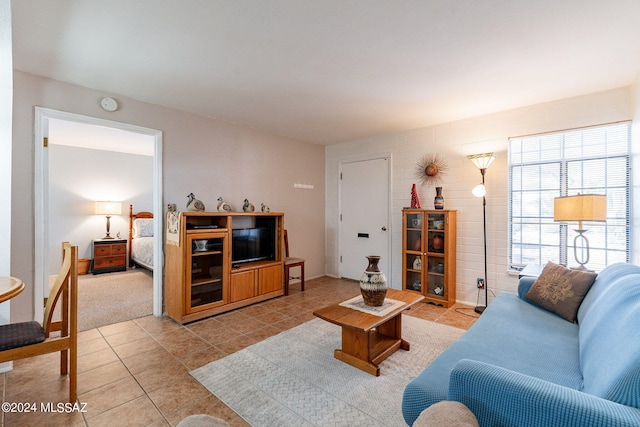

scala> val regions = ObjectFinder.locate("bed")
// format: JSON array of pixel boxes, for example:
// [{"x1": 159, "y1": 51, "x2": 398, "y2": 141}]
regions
[{"x1": 129, "y1": 204, "x2": 154, "y2": 270}]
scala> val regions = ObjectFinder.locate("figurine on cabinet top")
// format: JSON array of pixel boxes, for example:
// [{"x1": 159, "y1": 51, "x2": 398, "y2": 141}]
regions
[
  {"x1": 186, "y1": 193, "x2": 205, "y2": 211},
  {"x1": 217, "y1": 197, "x2": 233, "y2": 212},
  {"x1": 243, "y1": 199, "x2": 255, "y2": 212}
]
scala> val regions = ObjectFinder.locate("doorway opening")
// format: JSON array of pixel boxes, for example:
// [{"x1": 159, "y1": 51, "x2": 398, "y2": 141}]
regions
[{"x1": 34, "y1": 107, "x2": 163, "y2": 325}]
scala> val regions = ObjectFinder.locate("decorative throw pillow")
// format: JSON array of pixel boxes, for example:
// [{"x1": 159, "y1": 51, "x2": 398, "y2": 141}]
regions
[
  {"x1": 133, "y1": 218, "x2": 154, "y2": 237},
  {"x1": 525, "y1": 261, "x2": 597, "y2": 323}
]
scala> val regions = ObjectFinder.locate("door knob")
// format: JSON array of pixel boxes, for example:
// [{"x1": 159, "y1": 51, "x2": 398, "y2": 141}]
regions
[{"x1": 381, "y1": 227, "x2": 387, "y2": 231}]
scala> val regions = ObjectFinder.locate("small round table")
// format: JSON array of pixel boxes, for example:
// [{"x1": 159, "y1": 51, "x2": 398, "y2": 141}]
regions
[{"x1": 0, "y1": 276, "x2": 25, "y2": 303}]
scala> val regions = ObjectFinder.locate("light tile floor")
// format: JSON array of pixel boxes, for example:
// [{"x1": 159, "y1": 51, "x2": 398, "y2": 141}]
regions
[{"x1": 1, "y1": 277, "x2": 478, "y2": 426}]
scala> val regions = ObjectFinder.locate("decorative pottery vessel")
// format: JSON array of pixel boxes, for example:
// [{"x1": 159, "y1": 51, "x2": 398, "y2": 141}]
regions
[
  {"x1": 432, "y1": 234, "x2": 444, "y2": 251},
  {"x1": 434, "y1": 187, "x2": 444, "y2": 209},
  {"x1": 193, "y1": 239, "x2": 208, "y2": 251},
  {"x1": 411, "y1": 184, "x2": 421, "y2": 208},
  {"x1": 360, "y1": 256, "x2": 387, "y2": 307},
  {"x1": 413, "y1": 234, "x2": 422, "y2": 251}
]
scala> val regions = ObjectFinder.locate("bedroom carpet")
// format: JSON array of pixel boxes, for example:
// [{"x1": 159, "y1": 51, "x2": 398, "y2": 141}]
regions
[
  {"x1": 191, "y1": 315, "x2": 465, "y2": 427},
  {"x1": 76, "y1": 268, "x2": 153, "y2": 331}
]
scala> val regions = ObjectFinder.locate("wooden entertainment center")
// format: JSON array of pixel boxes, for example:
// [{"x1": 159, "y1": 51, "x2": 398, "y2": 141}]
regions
[{"x1": 165, "y1": 211, "x2": 284, "y2": 324}]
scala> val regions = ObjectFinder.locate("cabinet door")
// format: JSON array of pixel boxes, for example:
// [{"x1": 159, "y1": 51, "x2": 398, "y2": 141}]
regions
[
  {"x1": 404, "y1": 211, "x2": 424, "y2": 293},
  {"x1": 425, "y1": 212, "x2": 446, "y2": 300},
  {"x1": 258, "y1": 264, "x2": 283, "y2": 295},
  {"x1": 187, "y1": 233, "x2": 227, "y2": 313},
  {"x1": 230, "y1": 270, "x2": 256, "y2": 302}
]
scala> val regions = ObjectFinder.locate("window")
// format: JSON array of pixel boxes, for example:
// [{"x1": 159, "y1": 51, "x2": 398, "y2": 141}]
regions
[{"x1": 509, "y1": 122, "x2": 630, "y2": 272}]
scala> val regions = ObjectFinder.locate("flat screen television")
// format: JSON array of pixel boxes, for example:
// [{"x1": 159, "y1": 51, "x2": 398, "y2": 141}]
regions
[{"x1": 231, "y1": 227, "x2": 275, "y2": 264}]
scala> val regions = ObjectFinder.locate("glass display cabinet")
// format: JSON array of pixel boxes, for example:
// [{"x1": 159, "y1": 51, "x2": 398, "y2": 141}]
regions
[{"x1": 402, "y1": 209, "x2": 457, "y2": 307}]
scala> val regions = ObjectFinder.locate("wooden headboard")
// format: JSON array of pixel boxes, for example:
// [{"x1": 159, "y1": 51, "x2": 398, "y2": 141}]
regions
[{"x1": 129, "y1": 204, "x2": 153, "y2": 267}]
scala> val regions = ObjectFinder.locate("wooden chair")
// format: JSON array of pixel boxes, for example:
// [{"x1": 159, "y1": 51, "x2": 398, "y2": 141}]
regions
[
  {"x1": 284, "y1": 230, "x2": 305, "y2": 295},
  {"x1": 0, "y1": 242, "x2": 78, "y2": 402}
]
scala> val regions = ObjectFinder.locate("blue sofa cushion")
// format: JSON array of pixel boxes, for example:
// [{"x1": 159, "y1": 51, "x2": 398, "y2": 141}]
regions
[
  {"x1": 449, "y1": 359, "x2": 640, "y2": 427},
  {"x1": 525, "y1": 261, "x2": 597, "y2": 323},
  {"x1": 576, "y1": 263, "x2": 640, "y2": 407}
]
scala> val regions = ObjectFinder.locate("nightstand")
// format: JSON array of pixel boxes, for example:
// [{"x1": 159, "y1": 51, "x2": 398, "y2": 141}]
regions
[{"x1": 92, "y1": 239, "x2": 127, "y2": 274}]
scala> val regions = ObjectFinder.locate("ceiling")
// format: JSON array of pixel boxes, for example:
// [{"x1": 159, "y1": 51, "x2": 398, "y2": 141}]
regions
[{"x1": 11, "y1": 1, "x2": 640, "y2": 145}]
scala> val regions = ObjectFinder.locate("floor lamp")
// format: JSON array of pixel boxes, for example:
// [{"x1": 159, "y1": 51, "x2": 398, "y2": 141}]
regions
[{"x1": 467, "y1": 152, "x2": 496, "y2": 314}]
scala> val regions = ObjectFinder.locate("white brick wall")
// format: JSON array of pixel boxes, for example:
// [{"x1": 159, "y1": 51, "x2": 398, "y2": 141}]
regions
[{"x1": 326, "y1": 87, "x2": 634, "y2": 307}]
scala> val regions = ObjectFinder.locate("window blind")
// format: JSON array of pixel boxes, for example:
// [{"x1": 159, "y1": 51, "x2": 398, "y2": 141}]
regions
[{"x1": 508, "y1": 122, "x2": 630, "y2": 271}]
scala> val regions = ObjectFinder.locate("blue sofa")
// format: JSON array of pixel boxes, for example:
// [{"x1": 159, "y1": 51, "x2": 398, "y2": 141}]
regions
[{"x1": 402, "y1": 263, "x2": 640, "y2": 426}]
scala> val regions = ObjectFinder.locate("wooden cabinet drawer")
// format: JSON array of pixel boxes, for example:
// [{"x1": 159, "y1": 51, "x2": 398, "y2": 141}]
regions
[
  {"x1": 111, "y1": 244, "x2": 126, "y2": 255},
  {"x1": 95, "y1": 243, "x2": 126, "y2": 256},
  {"x1": 94, "y1": 255, "x2": 126, "y2": 269},
  {"x1": 94, "y1": 245, "x2": 111, "y2": 257}
]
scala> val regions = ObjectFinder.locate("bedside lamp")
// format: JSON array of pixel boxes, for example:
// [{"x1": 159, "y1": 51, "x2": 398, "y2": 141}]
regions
[
  {"x1": 554, "y1": 194, "x2": 606, "y2": 270},
  {"x1": 96, "y1": 201, "x2": 122, "y2": 239}
]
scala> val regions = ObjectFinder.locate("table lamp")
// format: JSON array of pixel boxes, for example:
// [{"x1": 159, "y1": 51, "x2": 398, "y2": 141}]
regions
[
  {"x1": 96, "y1": 201, "x2": 122, "y2": 239},
  {"x1": 553, "y1": 194, "x2": 606, "y2": 270}
]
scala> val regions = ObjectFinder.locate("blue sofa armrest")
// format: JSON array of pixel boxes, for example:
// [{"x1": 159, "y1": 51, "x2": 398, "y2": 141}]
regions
[
  {"x1": 517, "y1": 276, "x2": 536, "y2": 300},
  {"x1": 449, "y1": 359, "x2": 640, "y2": 427}
]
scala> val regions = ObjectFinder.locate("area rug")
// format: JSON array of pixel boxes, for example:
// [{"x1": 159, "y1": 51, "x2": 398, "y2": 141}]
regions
[{"x1": 191, "y1": 315, "x2": 465, "y2": 427}]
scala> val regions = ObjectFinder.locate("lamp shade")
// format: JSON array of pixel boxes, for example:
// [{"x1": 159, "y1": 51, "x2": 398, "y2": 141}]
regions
[
  {"x1": 95, "y1": 201, "x2": 122, "y2": 216},
  {"x1": 467, "y1": 152, "x2": 496, "y2": 170},
  {"x1": 553, "y1": 194, "x2": 606, "y2": 222},
  {"x1": 472, "y1": 184, "x2": 486, "y2": 197}
]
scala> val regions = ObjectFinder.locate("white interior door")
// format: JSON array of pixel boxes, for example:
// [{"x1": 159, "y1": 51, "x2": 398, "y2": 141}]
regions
[{"x1": 339, "y1": 157, "x2": 391, "y2": 281}]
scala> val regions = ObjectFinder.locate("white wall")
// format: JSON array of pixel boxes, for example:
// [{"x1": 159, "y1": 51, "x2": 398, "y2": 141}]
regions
[
  {"x1": 0, "y1": 0, "x2": 13, "y2": 350},
  {"x1": 12, "y1": 71, "x2": 326, "y2": 322},
  {"x1": 48, "y1": 144, "x2": 153, "y2": 273},
  {"x1": 327, "y1": 87, "x2": 634, "y2": 306}
]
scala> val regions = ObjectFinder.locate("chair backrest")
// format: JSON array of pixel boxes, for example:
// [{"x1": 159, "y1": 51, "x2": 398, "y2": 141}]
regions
[
  {"x1": 42, "y1": 242, "x2": 78, "y2": 338},
  {"x1": 284, "y1": 229, "x2": 290, "y2": 258}
]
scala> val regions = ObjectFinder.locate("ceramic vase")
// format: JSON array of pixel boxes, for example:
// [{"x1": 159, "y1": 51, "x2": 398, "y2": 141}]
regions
[
  {"x1": 360, "y1": 256, "x2": 387, "y2": 306},
  {"x1": 434, "y1": 187, "x2": 444, "y2": 209},
  {"x1": 411, "y1": 184, "x2": 421, "y2": 208},
  {"x1": 413, "y1": 234, "x2": 422, "y2": 251},
  {"x1": 432, "y1": 235, "x2": 444, "y2": 251}
]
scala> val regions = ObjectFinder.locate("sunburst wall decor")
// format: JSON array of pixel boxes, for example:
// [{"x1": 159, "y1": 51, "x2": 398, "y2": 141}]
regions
[{"x1": 415, "y1": 153, "x2": 448, "y2": 185}]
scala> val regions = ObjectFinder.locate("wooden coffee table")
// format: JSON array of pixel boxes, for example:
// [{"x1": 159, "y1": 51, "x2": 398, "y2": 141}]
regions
[{"x1": 313, "y1": 289, "x2": 424, "y2": 376}]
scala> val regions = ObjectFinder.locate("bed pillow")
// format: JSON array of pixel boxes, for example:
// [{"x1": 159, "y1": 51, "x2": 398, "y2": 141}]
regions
[
  {"x1": 525, "y1": 261, "x2": 597, "y2": 323},
  {"x1": 133, "y1": 218, "x2": 154, "y2": 237}
]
